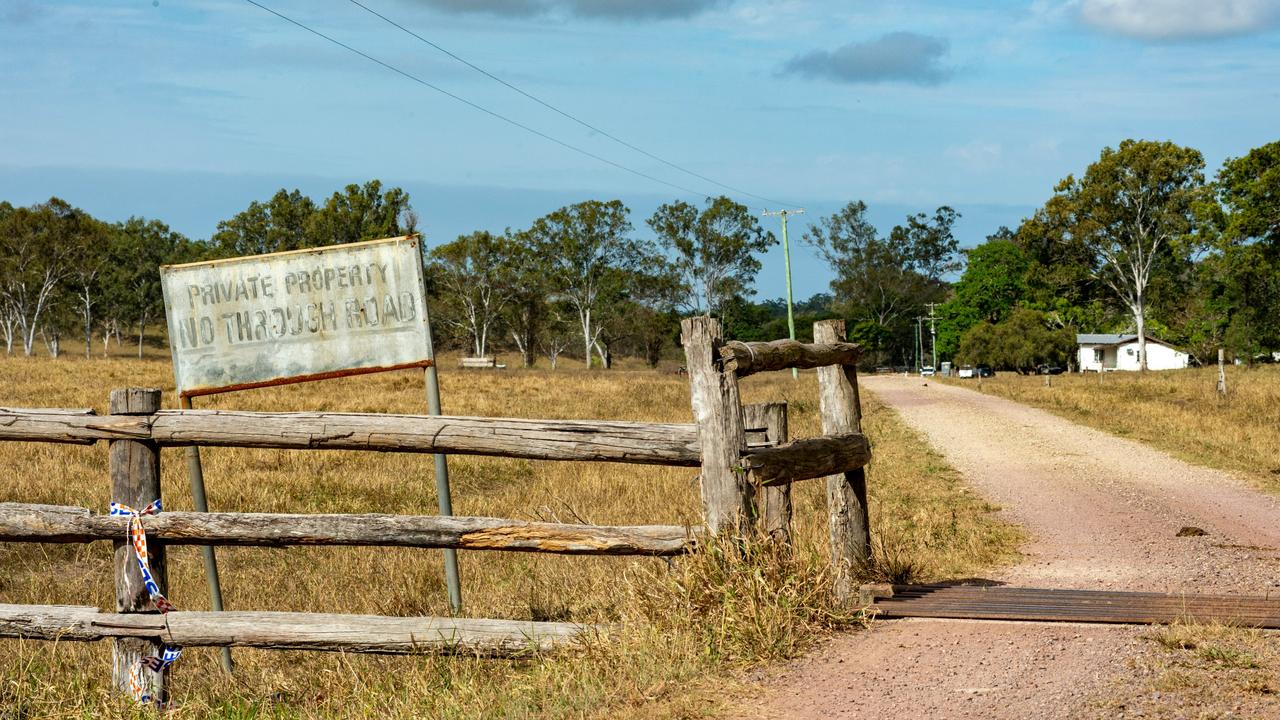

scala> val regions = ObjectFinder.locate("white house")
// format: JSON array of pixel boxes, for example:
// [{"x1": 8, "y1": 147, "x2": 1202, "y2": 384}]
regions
[{"x1": 1077, "y1": 334, "x2": 1190, "y2": 372}]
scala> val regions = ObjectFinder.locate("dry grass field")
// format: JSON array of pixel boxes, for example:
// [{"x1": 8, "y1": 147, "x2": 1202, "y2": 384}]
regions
[
  {"x1": 0, "y1": 352, "x2": 1020, "y2": 719},
  {"x1": 948, "y1": 366, "x2": 1280, "y2": 492},
  {"x1": 1091, "y1": 621, "x2": 1280, "y2": 717}
]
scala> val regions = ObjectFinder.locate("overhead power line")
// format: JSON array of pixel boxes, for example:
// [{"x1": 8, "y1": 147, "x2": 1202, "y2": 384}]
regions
[
  {"x1": 345, "y1": 0, "x2": 801, "y2": 209},
  {"x1": 242, "y1": 0, "x2": 710, "y2": 200}
]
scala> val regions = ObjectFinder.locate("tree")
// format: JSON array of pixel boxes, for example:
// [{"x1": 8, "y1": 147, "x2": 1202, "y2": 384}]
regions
[
  {"x1": 529, "y1": 200, "x2": 655, "y2": 369},
  {"x1": 307, "y1": 181, "x2": 413, "y2": 247},
  {"x1": 104, "y1": 218, "x2": 198, "y2": 358},
  {"x1": 211, "y1": 189, "x2": 316, "y2": 257},
  {"x1": 210, "y1": 181, "x2": 413, "y2": 259},
  {"x1": 1165, "y1": 251, "x2": 1236, "y2": 364},
  {"x1": 427, "y1": 231, "x2": 517, "y2": 358},
  {"x1": 1218, "y1": 141, "x2": 1280, "y2": 249},
  {"x1": 0, "y1": 202, "x2": 14, "y2": 354},
  {"x1": 956, "y1": 308, "x2": 1076, "y2": 374},
  {"x1": 1213, "y1": 141, "x2": 1280, "y2": 353},
  {"x1": 1014, "y1": 205, "x2": 1113, "y2": 333},
  {"x1": 501, "y1": 232, "x2": 552, "y2": 369},
  {"x1": 613, "y1": 260, "x2": 682, "y2": 368},
  {"x1": 806, "y1": 201, "x2": 960, "y2": 364},
  {"x1": 647, "y1": 196, "x2": 775, "y2": 315},
  {"x1": 1039, "y1": 140, "x2": 1212, "y2": 370},
  {"x1": 539, "y1": 300, "x2": 576, "y2": 370},
  {"x1": 61, "y1": 217, "x2": 114, "y2": 359},
  {"x1": 0, "y1": 198, "x2": 87, "y2": 356},
  {"x1": 935, "y1": 230, "x2": 1029, "y2": 357}
]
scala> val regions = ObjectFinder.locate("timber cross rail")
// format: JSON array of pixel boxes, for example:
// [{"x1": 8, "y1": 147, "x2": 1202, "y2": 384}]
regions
[{"x1": 0, "y1": 317, "x2": 872, "y2": 705}]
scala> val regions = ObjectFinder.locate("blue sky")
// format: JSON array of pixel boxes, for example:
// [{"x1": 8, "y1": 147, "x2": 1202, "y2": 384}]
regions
[{"x1": 2, "y1": 0, "x2": 1279, "y2": 299}]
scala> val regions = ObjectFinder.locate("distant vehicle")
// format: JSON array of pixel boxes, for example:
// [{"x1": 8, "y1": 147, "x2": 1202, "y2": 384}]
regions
[
  {"x1": 920, "y1": 365, "x2": 935, "y2": 377},
  {"x1": 957, "y1": 365, "x2": 975, "y2": 378},
  {"x1": 976, "y1": 364, "x2": 995, "y2": 377},
  {"x1": 1037, "y1": 364, "x2": 1065, "y2": 375}
]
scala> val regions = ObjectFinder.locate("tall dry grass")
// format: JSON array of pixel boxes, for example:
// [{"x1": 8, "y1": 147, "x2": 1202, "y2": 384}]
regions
[
  {"x1": 0, "y1": 353, "x2": 1020, "y2": 718},
  {"x1": 951, "y1": 366, "x2": 1280, "y2": 491}
]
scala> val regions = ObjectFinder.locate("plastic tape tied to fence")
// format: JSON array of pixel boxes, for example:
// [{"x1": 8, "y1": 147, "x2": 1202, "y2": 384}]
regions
[{"x1": 109, "y1": 500, "x2": 182, "y2": 704}]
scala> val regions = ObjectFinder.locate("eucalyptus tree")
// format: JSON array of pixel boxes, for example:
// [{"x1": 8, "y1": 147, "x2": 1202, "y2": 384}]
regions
[
  {"x1": 307, "y1": 180, "x2": 413, "y2": 247},
  {"x1": 1036, "y1": 140, "x2": 1212, "y2": 370},
  {"x1": 528, "y1": 200, "x2": 657, "y2": 369},
  {"x1": 493, "y1": 230, "x2": 555, "y2": 368},
  {"x1": 211, "y1": 181, "x2": 414, "y2": 258},
  {"x1": 647, "y1": 196, "x2": 775, "y2": 315},
  {"x1": 67, "y1": 218, "x2": 112, "y2": 358},
  {"x1": 428, "y1": 230, "x2": 517, "y2": 359},
  {"x1": 806, "y1": 201, "x2": 960, "y2": 362},
  {"x1": 0, "y1": 198, "x2": 86, "y2": 356},
  {"x1": 104, "y1": 218, "x2": 198, "y2": 358},
  {"x1": 211, "y1": 189, "x2": 316, "y2": 257}
]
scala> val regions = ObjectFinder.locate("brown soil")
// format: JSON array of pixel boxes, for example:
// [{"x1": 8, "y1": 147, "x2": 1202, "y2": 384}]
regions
[{"x1": 750, "y1": 377, "x2": 1280, "y2": 719}]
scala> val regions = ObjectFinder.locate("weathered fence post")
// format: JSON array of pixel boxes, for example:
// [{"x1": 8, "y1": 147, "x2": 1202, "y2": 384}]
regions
[
  {"x1": 813, "y1": 320, "x2": 871, "y2": 601},
  {"x1": 743, "y1": 402, "x2": 791, "y2": 545},
  {"x1": 1217, "y1": 348, "x2": 1228, "y2": 397},
  {"x1": 109, "y1": 387, "x2": 166, "y2": 703},
  {"x1": 681, "y1": 317, "x2": 754, "y2": 534}
]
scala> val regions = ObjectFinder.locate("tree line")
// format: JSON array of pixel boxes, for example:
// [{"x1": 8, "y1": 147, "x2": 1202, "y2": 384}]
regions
[
  {"x1": 0, "y1": 181, "x2": 414, "y2": 359},
  {"x1": 3, "y1": 138, "x2": 1276, "y2": 372},
  {"x1": 935, "y1": 139, "x2": 1279, "y2": 372},
  {"x1": 0, "y1": 183, "x2": 779, "y2": 368}
]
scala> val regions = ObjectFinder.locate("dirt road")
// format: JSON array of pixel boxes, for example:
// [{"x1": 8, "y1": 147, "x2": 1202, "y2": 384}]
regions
[{"x1": 753, "y1": 376, "x2": 1280, "y2": 719}]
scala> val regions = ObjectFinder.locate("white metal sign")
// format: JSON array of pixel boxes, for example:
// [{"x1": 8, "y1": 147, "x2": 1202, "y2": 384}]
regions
[{"x1": 161, "y1": 236, "x2": 434, "y2": 397}]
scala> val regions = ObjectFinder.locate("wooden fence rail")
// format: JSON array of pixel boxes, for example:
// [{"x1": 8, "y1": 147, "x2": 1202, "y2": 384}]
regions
[
  {"x1": 0, "y1": 503, "x2": 697, "y2": 556},
  {"x1": 742, "y1": 432, "x2": 871, "y2": 487},
  {"x1": 1, "y1": 318, "x2": 874, "y2": 704},
  {"x1": 719, "y1": 338, "x2": 863, "y2": 378},
  {"x1": 0, "y1": 604, "x2": 591, "y2": 657},
  {"x1": 0, "y1": 409, "x2": 702, "y2": 466}
]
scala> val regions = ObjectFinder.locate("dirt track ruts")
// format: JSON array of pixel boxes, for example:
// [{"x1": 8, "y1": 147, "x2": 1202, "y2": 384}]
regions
[{"x1": 752, "y1": 376, "x2": 1280, "y2": 719}]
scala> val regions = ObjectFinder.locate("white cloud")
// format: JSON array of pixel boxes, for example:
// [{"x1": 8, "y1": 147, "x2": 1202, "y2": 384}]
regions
[
  {"x1": 1079, "y1": 0, "x2": 1280, "y2": 40},
  {"x1": 945, "y1": 141, "x2": 1003, "y2": 168}
]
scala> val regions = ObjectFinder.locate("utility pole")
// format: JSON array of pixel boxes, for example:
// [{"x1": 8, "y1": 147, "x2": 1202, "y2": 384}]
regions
[
  {"x1": 762, "y1": 208, "x2": 806, "y2": 379},
  {"x1": 915, "y1": 316, "x2": 924, "y2": 373},
  {"x1": 925, "y1": 302, "x2": 939, "y2": 371}
]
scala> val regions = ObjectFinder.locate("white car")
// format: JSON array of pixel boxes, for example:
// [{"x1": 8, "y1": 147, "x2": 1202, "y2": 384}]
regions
[
  {"x1": 957, "y1": 365, "x2": 974, "y2": 378},
  {"x1": 920, "y1": 365, "x2": 935, "y2": 377}
]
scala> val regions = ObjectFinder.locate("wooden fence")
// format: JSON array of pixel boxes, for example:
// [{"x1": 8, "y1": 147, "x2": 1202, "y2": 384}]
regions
[{"x1": 0, "y1": 317, "x2": 870, "y2": 704}]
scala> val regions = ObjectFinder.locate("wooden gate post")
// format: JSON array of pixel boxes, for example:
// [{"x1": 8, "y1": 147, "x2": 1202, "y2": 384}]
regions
[
  {"x1": 109, "y1": 387, "x2": 166, "y2": 703},
  {"x1": 743, "y1": 402, "x2": 791, "y2": 545},
  {"x1": 681, "y1": 317, "x2": 754, "y2": 534},
  {"x1": 813, "y1": 321, "x2": 871, "y2": 601}
]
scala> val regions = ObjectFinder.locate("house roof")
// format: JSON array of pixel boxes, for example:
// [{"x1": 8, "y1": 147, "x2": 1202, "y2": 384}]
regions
[
  {"x1": 1078, "y1": 333, "x2": 1128, "y2": 344},
  {"x1": 1076, "y1": 333, "x2": 1181, "y2": 350}
]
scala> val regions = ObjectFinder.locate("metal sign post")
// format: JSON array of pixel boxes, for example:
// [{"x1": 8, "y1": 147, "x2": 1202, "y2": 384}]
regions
[
  {"x1": 160, "y1": 237, "x2": 464, "y2": 655},
  {"x1": 178, "y1": 395, "x2": 234, "y2": 673},
  {"x1": 424, "y1": 362, "x2": 462, "y2": 614}
]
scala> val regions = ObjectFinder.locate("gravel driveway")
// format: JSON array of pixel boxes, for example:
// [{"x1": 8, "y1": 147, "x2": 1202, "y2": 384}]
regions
[{"x1": 753, "y1": 376, "x2": 1280, "y2": 719}]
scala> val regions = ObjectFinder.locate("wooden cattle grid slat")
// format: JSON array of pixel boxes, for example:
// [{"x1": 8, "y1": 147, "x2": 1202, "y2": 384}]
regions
[{"x1": 869, "y1": 585, "x2": 1280, "y2": 628}]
